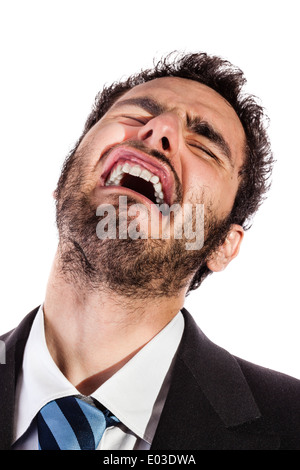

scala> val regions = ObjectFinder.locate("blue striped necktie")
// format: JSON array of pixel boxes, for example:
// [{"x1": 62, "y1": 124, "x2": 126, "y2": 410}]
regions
[{"x1": 37, "y1": 396, "x2": 119, "y2": 450}]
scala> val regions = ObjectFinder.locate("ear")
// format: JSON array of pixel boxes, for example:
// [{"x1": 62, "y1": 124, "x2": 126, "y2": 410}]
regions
[
  {"x1": 206, "y1": 224, "x2": 244, "y2": 272},
  {"x1": 53, "y1": 189, "x2": 57, "y2": 200}
]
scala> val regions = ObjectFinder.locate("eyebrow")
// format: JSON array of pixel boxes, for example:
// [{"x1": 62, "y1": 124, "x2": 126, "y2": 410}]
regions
[
  {"x1": 112, "y1": 97, "x2": 166, "y2": 116},
  {"x1": 112, "y1": 96, "x2": 233, "y2": 165},
  {"x1": 186, "y1": 114, "x2": 233, "y2": 166}
]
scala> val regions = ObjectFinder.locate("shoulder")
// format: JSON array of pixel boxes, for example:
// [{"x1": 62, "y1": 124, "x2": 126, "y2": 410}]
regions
[
  {"x1": 236, "y1": 355, "x2": 300, "y2": 397},
  {"x1": 179, "y1": 308, "x2": 300, "y2": 449},
  {"x1": 235, "y1": 356, "x2": 300, "y2": 446}
]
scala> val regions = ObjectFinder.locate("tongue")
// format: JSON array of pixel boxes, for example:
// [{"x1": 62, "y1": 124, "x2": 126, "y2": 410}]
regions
[{"x1": 120, "y1": 174, "x2": 156, "y2": 203}]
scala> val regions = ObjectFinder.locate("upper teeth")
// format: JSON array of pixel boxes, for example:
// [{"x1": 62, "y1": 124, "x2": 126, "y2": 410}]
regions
[{"x1": 105, "y1": 162, "x2": 165, "y2": 204}]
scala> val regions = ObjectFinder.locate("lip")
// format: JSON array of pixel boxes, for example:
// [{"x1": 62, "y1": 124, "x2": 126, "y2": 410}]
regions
[{"x1": 99, "y1": 145, "x2": 175, "y2": 205}]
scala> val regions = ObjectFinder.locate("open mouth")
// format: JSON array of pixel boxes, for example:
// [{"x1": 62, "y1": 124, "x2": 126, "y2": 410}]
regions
[
  {"x1": 105, "y1": 161, "x2": 164, "y2": 204},
  {"x1": 100, "y1": 148, "x2": 174, "y2": 206}
]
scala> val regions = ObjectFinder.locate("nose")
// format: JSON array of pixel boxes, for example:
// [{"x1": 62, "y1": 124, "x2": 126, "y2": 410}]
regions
[{"x1": 137, "y1": 112, "x2": 180, "y2": 156}]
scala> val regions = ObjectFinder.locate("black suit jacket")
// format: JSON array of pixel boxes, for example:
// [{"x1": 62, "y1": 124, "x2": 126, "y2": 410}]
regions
[{"x1": 1, "y1": 307, "x2": 300, "y2": 450}]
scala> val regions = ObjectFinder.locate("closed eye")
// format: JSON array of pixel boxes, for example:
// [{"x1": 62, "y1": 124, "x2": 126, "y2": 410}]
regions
[
  {"x1": 189, "y1": 143, "x2": 222, "y2": 164},
  {"x1": 121, "y1": 115, "x2": 147, "y2": 126}
]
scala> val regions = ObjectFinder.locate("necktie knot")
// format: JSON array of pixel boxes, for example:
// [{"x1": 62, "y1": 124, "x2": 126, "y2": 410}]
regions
[{"x1": 37, "y1": 396, "x2": 119, "y2": 450}]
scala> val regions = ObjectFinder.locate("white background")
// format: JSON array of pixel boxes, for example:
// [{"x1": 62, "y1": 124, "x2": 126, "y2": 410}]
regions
[{"x1": 1, "y1": 0, "x2": 299, "y2": 378}]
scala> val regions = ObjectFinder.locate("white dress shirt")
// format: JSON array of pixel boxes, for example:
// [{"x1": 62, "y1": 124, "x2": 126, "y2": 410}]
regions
[{"x1": 12, "y1": 306, "x2": 184, "y2": 450}]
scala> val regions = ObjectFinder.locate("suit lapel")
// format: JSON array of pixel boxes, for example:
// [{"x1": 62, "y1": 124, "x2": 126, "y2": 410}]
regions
[
  {"x1": 151, "y1": 308, "x2": 280, "y2": 450},
  {"x1": 0, "y1": 308, "x2": 39, "y2": 449},
  {"x1": 1, "y1": 306, "x2": 280, "y2": 450}
]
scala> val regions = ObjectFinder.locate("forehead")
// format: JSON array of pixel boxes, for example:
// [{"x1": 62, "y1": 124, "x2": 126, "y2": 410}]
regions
[{"x1": 116, "y1": 76, "x2": 246, "y2": 154}]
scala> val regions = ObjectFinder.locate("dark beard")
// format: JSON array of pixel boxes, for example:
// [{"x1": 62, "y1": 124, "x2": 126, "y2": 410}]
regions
[{"x1": 55, "y1": 143, "x2": 231, "y2": 299}]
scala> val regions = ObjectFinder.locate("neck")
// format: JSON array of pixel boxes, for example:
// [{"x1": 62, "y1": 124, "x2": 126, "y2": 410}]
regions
[{"x1": 43, "y1": 250, "x2": 188, "y2": 395}]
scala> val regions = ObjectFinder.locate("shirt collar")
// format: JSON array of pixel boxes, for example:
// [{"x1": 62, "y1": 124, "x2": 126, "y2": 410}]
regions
[
  {"x1": 91, "y1": 310, "x2": 184, "y2": 443},
  {"x1": 13, "y1": 305, "x2": 184, "y2": 445}
]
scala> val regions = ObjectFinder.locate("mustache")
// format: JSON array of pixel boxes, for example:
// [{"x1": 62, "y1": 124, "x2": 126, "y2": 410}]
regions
[{"x1": 102, "y1": 139, "x2": 183, "y2": 203}]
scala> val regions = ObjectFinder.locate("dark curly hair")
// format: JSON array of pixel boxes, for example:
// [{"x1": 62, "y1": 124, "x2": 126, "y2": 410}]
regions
[{"x1": 70, "y1": 51, "x2": 274, "y2": 291}]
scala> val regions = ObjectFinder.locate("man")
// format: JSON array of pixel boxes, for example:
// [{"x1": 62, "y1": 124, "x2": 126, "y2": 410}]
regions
[{"x1": 1, "y1": 52, "x2": 300, "y2": 450}]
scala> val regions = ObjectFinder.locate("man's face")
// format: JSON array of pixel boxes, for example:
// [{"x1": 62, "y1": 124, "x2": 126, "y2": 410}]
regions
[
  {"x1": 55, "y1": 77, "x2": 246, "y2": 297},
  {"x1": 80, "y1": 77, "x2": 245, "y2": 220}
]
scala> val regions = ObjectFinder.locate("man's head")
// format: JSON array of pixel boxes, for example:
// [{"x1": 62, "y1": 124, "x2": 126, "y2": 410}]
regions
[{"x1": 55, "y1": 52, "x2": 273, "y2": 295}]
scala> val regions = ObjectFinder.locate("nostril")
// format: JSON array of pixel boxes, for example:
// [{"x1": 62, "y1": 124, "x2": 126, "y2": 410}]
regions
[
  {"x1": 143, "y1": 129, "x2": 153, "y2": 140},
  {"x1": 161, "y1": 136, "x2": 170, "y2": 151}
]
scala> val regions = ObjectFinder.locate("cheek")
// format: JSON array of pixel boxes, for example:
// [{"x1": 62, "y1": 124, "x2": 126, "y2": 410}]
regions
[
  {"x1": 182, "y1": 160, "x2": 237, "y2": 216},
  {"x1": 182, "y1": 158, "x2": 217, "y2": 199},
  {"x1": 80, "y1": 122, "x2": 138, "y2": 156}
]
